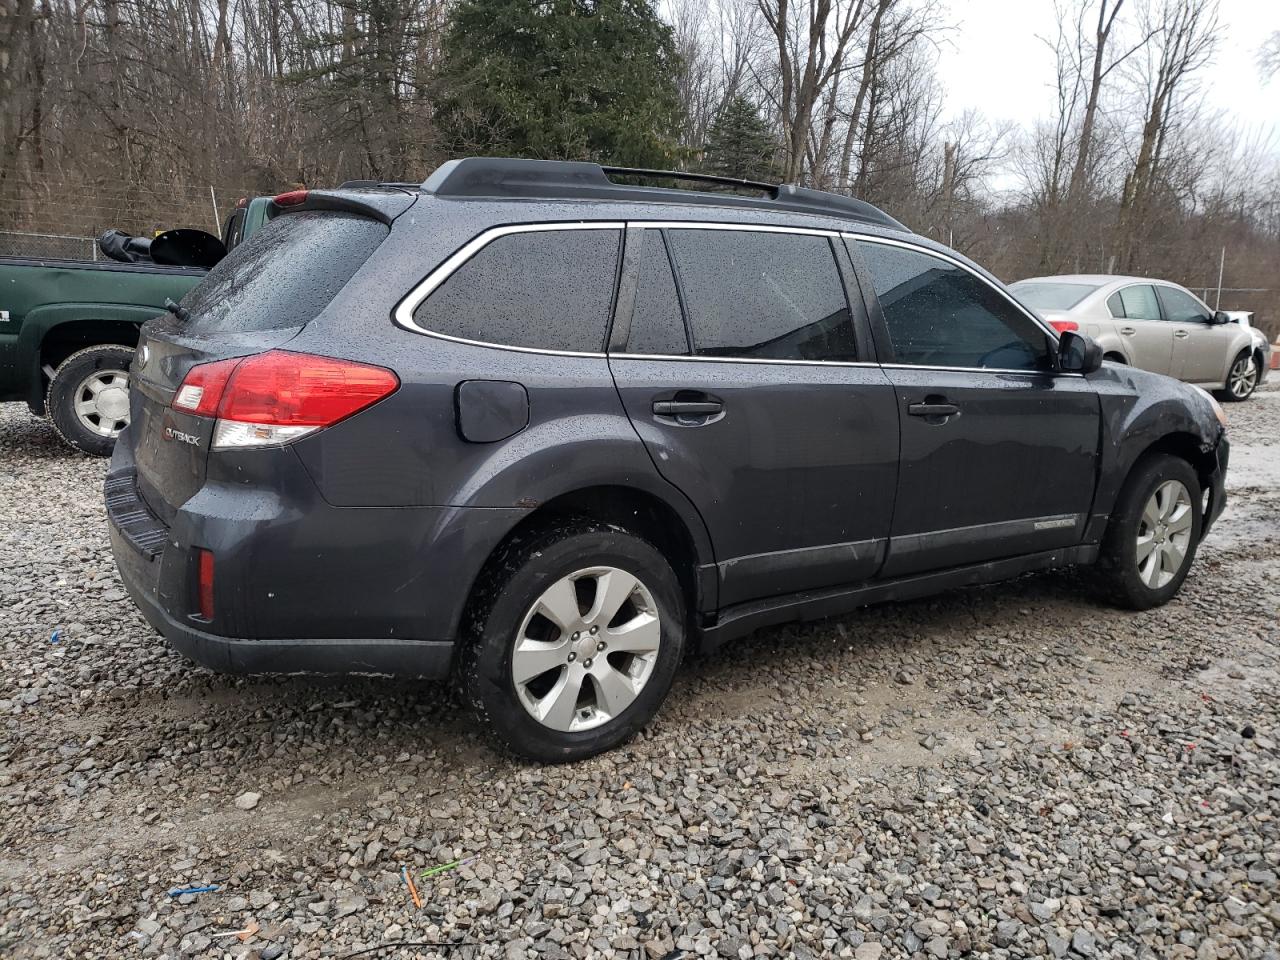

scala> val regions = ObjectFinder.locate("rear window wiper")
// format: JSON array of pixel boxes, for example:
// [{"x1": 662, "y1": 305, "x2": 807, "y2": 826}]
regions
[{"x1": 164, "y1": 298, "x2": 190, "y2": 322}]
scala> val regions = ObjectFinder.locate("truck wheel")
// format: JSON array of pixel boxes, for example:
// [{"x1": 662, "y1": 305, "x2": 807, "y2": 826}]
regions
[
  {"x1": 1093, "y1": 454, "x2": 1202, "y2": 611},
  {"x1": 1217, "y1": 350, "x2": 1258, "y2": 402},
  {"x1": 460, "y1": 520, "x2": 685, "y2": 763},
  {"x1": 46, "y1": 345, "x2": 135, "y2": 456}
]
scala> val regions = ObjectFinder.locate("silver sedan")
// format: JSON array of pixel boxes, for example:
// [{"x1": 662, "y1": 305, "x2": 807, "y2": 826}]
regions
[{"x1": 1011, "y1": 274, "x2": 1268, "y2": 401}]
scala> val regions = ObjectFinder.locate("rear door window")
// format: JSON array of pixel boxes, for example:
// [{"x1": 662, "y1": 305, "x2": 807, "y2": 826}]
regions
[
  {"x1": 664, "y1": 229, "x2": 857, "y2": 361},
  {"x1": 182, "y1": 211, "x2": 388, "y2": 334},
  {"x1": 413, "y1": 228, "x2": 621, "y2": 352},
  {"x1": 1117, "y1": 285, "x2": 1162, "y2": 320}
]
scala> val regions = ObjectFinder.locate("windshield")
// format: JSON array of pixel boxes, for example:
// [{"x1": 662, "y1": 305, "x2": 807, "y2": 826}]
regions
[{"x1": 1011, "y1": 281, "x2": 1099, "y2": 311}]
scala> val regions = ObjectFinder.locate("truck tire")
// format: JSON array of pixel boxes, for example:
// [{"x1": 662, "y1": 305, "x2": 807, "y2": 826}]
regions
[
  {"x1": 1093, "y1": 453, "x2": 1203, "y2": 610},
  {"x1": 460, "y1": 520, "x2": 686, "y2": 763},
  {"x1": 46, "y1": 344, "x2": 135, "y2": 456}
]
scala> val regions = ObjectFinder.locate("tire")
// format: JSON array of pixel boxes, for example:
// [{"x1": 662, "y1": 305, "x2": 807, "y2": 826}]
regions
[
  {"x1": 460, "y1": 520, "x2": 686, "y2": 763},
  {"x1": 45, "y1": 344, "x2": 135, "y2": 456},
  {"x1": 1094, "y1": 454, "x2": 1202, "y2": 610},
  {"x1": 1217, "y1": 350, "x2": 1258, "y2": 402}
]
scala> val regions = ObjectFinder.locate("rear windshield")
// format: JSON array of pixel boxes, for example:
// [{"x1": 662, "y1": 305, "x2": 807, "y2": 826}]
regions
[
  {"x1": 179, "y1": 211, "x2": 388, "y2": 333},
  {"x1": 1010, "y1": 281, "x2": 1099, "y2": 311}
]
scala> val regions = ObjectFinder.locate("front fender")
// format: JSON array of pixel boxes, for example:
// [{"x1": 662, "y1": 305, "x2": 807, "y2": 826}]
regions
[{"x1": 1089, "y1": 364, "x2": 1224, "y2": 525}]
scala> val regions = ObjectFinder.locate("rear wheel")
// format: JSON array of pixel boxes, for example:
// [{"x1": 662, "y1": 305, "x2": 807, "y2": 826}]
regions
[
  {"x1": 1218, "y1": 350, "x2": 1258, "y2": 402},
  {"x1": 46, "y1": 345, "x2": 135, "y2": 456},
  {"x1": 1094, "y1": 454, "x2": 1202, "y2": 610},
  {"x1": 460, "y1": 520, "x2": 685, "y2": 762}
]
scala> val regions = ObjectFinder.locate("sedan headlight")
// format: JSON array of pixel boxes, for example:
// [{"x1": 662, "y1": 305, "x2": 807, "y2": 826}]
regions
[{"x1": 1194, "y1": 385, "x2": 1228, "y2": 427}]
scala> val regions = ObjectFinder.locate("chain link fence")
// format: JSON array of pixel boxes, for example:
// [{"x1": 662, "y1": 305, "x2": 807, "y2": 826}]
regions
[{"x1": 0, "y1": 230, "x2": 98, "y2": 261}]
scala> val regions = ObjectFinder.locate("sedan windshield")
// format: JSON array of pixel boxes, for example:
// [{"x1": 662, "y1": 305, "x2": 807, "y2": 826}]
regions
[{"x1": 1011, "y1": 281, "x2": 1099, "y2": 311}]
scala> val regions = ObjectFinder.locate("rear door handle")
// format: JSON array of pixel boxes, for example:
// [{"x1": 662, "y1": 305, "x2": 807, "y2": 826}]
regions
[
  {"x1": 652, "y1": 400, "x2": 723, "y2": 416},
  {"x1": 1174, "y1": 329, "x2": 1189, "y2": 339},
  {"x1": 908, "y1": 400, "x2": 960, "y2": 418},
  {"x1": 1120, "y1": 326, "x2": 1136, "y2": 335}
]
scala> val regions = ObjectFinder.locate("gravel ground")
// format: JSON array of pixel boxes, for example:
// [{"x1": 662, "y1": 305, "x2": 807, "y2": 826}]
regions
[{"x1": 1, "y1": 386, "x2": 1278, "y2": 960}]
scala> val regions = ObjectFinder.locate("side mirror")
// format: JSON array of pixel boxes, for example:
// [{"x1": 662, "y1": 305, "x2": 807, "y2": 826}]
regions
[
  {"x1": 1211, "y1": 311, "x2": 1232, "y2": 325},
  {"x1": 1057, "y1": 330, "x2": 1103, "y2": 374}
]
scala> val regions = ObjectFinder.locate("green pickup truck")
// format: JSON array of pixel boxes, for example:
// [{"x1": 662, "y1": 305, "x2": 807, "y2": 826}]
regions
[{"x1": 0, "y1": 195, "x2": 277, "y2": 455}]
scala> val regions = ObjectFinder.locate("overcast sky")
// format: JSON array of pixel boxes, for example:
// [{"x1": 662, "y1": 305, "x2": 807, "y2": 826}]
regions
[{"x1": 937, "y1": 0, "x2": 1280, "y2": 137}]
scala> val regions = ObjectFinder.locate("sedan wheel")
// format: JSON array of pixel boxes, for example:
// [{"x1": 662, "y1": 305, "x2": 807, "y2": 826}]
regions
[
  {"x1": 1227, "y1": 354, "x2": 1257, "y2": 400},
  {"x1": 1135, "y1": 479, "x2": 1193, "y2": 589},
  {"x1": 512, "y1": 567, "x2": 662, "y2": 733}
]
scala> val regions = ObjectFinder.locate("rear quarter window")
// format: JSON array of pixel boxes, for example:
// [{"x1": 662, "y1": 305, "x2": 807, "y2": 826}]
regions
[
  {"x1": 181, "y1": 211, "x2": 388, "y2": 334},
  {"x1": 412, "y1": 228, "x2": 622, "y2": 353}
]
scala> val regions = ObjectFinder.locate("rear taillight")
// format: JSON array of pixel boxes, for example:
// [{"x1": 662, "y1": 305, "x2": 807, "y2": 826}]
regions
[
  {"x1": 1049, "y1": 320, "x2": 1079, "y2": 333},
  {"x1": 172, "y1": 350, "x2": 399, "y2": 449},
  {"x1": 196, "y1": 549, "x2": 215, "y2": 620}
]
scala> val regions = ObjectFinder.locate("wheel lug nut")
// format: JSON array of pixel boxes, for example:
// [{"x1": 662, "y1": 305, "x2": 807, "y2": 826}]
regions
[
  {"x1": 583, "y1": 658, "x2": 593, "y2": 668},
  {"x1": 572, "y1": 632, "x2": 580, "y2": 641},
  {"x1": 589, "y1": 626, "x2": 598, "y2": 634},
  {"x1": 568, "y1": 652, "x2": 576, "y2": 662},
  {"x1": 597, "y1": 641, "x2": 606, "y2": 651}
]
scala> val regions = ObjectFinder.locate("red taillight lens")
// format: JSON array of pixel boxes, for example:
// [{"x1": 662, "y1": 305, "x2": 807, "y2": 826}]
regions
[
  {"x1": 1049, "y1": 320, "x2": 1079, "y2": 333},
  {"x1": 172, "y1": 350, "x2": 399, "y2": 448},
  {"x1": 197, "y1": 549, "x2": 215, "y2": 620},
  {"x1": 172, "y1": 357, "x2": 242, "y2": 416},
  {"x1": 273, "y1": 189, "x2": 309, "y2": 206},
  {"x1": 217, "y1": 350, "x2": 399, "y2": 425}
]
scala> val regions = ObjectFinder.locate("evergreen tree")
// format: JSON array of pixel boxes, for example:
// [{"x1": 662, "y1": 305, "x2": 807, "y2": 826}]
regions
[
  {"x1": 702, "y1": 97, "x2": 780, "y2": 183},
  {"x1": 435, "y1": 0, "x2": 683, "y2": 167}
]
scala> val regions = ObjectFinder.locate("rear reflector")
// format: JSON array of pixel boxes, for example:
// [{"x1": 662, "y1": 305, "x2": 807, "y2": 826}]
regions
[
  {"x1": 1049, "y1": 320, "x2": 1079, "y2": 333},
  {"x1": 172, "y1": 350, "x2": 399, "y2": 448},
  {"x1": 197, "y1": 549, "x2": 215, "y2": 620}
]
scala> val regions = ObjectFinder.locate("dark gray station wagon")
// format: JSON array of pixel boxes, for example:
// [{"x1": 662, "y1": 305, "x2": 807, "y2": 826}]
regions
[{"x1": 108, "y1": 159, "x2": 1229, "y2": 761}]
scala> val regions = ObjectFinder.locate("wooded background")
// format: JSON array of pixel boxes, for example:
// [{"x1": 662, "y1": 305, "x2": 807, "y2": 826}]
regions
[{"x1": 1, "y1": 0, "x2": 1277, "y2": 336}]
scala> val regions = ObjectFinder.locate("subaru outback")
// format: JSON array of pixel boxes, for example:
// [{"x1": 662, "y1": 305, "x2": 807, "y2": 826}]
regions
[{"x1": 107, "y1": 158, "x2": 1229, "y2": 762}]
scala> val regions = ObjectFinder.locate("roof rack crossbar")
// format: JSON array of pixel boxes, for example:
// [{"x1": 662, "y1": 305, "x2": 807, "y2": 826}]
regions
[{"x1": 420, "y1": 158, "x2": 905, "y2": 231}]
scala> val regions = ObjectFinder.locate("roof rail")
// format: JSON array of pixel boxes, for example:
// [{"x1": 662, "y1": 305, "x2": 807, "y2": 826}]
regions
[
  {"x1": 420, "y1": 158, "x2": 906, "y2": 231},
  {"x1": 336, "y1": 179, "x2": 422, "y2": 190}
]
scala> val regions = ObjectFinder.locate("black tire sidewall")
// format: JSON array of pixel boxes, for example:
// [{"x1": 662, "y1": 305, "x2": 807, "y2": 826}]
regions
[
  {"x1": 1101, "y1": 455, "x2": 1203, "y2": 610},
  {"x1": 47, "y1": 345, "x2": 135, "y2": 456},
  {"x1": 463, "y1": 523, "x2": 686, "y2": 763}
]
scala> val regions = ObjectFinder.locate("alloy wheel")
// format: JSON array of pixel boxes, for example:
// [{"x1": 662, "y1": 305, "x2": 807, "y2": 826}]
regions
[
  {"x1": 511, "y1": 566, "x2": 661, "y2": 732},
  {"x1": 73, "y1": 369, "x2": 131, "y2": 438},
  {"x1": 1136, "y1": 479, "x2": 1193, "y2": 589},
  {"x1": 1229, "y1": 355, "x2": 1257, "y2": 399}
]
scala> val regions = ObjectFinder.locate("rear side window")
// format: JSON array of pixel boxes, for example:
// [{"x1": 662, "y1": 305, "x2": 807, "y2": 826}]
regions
[
  {"x1": 1117, "y1": 285, "x2": 1161, "y2": 320},
  {"x1": 626, "y1": 231, "x2": 689, "y2": 355},
  {"x1": 665, "y1": 229, "x2": 856, "y2": 361},
  {"x1": 1107, "y1": 292, "x2": 1125, "y2": 318},
  {"x1": 181, "y1": 211, "x2": 387, "y2": 334},
  {"x1": 856, "y1": 240, "x2": 1051, "y2": 371},
  {"x1": 414, "y1": 228, "x2": 621, "y2": 352}
]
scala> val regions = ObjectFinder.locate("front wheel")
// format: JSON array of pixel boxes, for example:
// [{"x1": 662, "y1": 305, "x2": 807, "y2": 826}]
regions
[
  {"x1": 46, "y1": 344, "x2": 135, "y2": 456},
  {"x1": 1094, "y1": 454, "x2": 1202, "y2": 610},
  {"x1": 1218, "y1": 350, "x2": 1258, "y2": 402},
  {"x1": 460, "y1": 521, "x2": 685, "y2": 762}
]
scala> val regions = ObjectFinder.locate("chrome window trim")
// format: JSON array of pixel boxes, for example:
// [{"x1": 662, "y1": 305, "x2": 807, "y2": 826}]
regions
[
  {"x1": 391, "y1": 218, "x2": 1078, "y2": 375},
  {"x1": 843, "y1": 232, "x2": 1062, "y2": 342},
  {"x1": 392, "y1": 221, "x2": 624, "y2": 356}
]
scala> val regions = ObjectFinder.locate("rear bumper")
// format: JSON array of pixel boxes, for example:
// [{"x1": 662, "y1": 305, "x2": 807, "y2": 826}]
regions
[
  {"x1": 106, "y1": 431, "x2": 528, "y2": 677},
  {"x1": 110, "y1": 517, "x2": 454, "y2": 676}
]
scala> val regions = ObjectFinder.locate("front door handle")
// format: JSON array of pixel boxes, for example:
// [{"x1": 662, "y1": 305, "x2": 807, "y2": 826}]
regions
[
  {"x1": 1120, "y1": 326, "x2": 1136, "y2": 335},
  {"x1": 1174, "y1": 329, "x2": 1189, "y2": 339},
  {"x1": 652, "y1": 400, "x2": 723, "y2": 416}
]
